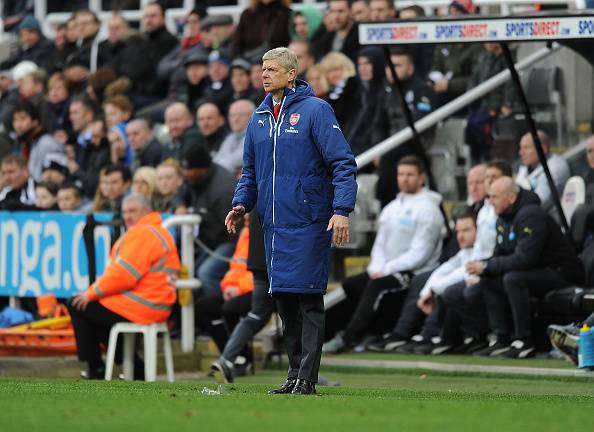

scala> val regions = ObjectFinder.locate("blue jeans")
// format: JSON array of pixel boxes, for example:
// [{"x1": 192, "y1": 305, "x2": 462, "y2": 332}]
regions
[{"x1": 196, "y1": 242, "x2": 235, "y2": 298}]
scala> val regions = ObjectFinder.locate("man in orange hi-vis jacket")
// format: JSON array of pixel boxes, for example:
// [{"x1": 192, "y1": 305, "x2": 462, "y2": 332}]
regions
[{"x1": 68, "y1": 193, "x2": 180, "y2": 380}]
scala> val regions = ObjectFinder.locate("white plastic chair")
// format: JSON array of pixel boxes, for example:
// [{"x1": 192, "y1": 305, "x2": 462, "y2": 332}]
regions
[
  {"x1": 104, "y1": 322, "x2": 174, "y2": 382},
  {"x1": 561, "y1": 176, "x2": 586, "y2": 224}
]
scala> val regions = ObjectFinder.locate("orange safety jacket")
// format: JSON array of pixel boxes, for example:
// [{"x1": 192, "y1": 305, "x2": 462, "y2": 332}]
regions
[
  {"x1": 220, "y1": 226, "x2": 253, "y2": 296},
  {"x1": 86, "y1": 212, "x2": 180, "y2": 324}
]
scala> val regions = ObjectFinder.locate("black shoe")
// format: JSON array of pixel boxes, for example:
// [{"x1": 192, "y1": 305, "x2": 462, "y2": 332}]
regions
[
  {"x1": 367, "y1": 333, "x2": 408, "y2": 352},
  {"x1": 430, "y1": 342, "x2": 456, "y2": 355},
  {"x1": 548, "y1": 324, "x2": 579, "y2": 365},
  {"x1": 394, "y1": 335, "x2": 426, "y2": 354},
  {"x1": 473, "y1": 338, "x2": 511, "y2": 357},
  {"x1": 291, "y1": 379, "x2": 316, "y2": 395},
  {"x1": 453, "y1": 336, "x2": 489, "y2": 354},
  {"x1": 80, "y1": 366, "x2": 105, "y2": 380},
  {"x1": 268, "y1": 378, "x2": 297, "y2": 394},
  {"x1": 501, "y1": 339, "x2": 536, "y2": 359},
  {"x1": 211, "y1": 359, "x2": 234, "y2": 384}
]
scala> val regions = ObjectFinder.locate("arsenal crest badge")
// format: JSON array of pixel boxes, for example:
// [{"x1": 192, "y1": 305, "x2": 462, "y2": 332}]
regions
[{"x1": 289, "y1": 113, "x2": 300, "y2": 126}]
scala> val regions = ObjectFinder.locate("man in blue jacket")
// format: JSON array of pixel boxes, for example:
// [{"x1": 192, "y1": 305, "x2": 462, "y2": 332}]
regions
[{"x1": 225, "y1": 47, "x2": 357, "y2": 395}]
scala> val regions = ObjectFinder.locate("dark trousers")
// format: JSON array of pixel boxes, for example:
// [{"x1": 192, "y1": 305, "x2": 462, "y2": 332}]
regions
[
  {"x1": 68, "y1": 300, "x2": 142, "y2": 371},
  {"x1": 196, "y1": 291, "x2": 252, "y2": 353},
  {"x1": 221, "y1": 271, "x2": 274, "y2": 364},
  {"x1": 441, "y1": 281, "x2": 490, "y2": 344},
  {"x1": 343, "y1": 272, "x2": 408, "y2": 343},
  {"x1": 275, "y1": 292, "x2": 325, "y2": 383},
  {"x1": 481, "y1": 269, "x2": 569, "y2": 340}
]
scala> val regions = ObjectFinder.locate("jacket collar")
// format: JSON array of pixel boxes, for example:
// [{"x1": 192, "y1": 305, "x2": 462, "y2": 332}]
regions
[{"x1": 137, "y1": 212, "x2": 162, "y2": 227}]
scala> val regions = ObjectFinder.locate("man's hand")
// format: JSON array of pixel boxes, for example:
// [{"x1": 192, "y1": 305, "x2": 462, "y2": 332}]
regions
[
  {"x1": 327, "y1": 214, "x2": 349, "y2": 247},
  {"x1": 466, "y1": 275, "x2": 480, "y2": 287},
  {"x1": 433, "y1": 79, "x2": 448, "y2": 93},
  {"x1": 225, "y1": 206, "x2": 245, "y2": 234},
  {"x1": 466, "y1": 260, "x2": 486, "y2": 276},
  {"x1": 71, "y1": 292, "x2": 90, "y2": 311},
  {"x1": 369, "y1": 271, "x2": 385, "y2": 280},
  {"x1": 417, "y1": 292, "x2": 434, "y2": 315},
  {"x1": 223, "y1": 286, "x2": 240, "y2": 301}
]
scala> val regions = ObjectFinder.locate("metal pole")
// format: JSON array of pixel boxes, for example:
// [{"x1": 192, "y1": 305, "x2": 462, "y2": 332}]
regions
[
  {"x1": 383, "y1": 46, "x2": 452, "y2": 236},
  {"x1": 500, "y1": 43, "x2": 570, "y2": 234}
]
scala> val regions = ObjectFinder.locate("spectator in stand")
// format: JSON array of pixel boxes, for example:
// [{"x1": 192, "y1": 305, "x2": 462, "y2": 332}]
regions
[
  {"x1": 347, "y1": 47, "x2": 385, "y2": 156},
  {"x1": 69, "y1": 96, "x2": 97, "y2": 165},
  {"x1": 230, "y1": 59, "x2": 257, "y2": 105},
  {"x1": 41, "y1": 152, "x2": 72, "y2": 187},
  {"x1": 397, "y1": 6, "x2": 434, "y2": 80},
  {"x1": 181, "y1": 144, "x2": 238, "y2": 297},
  {"x1": 132, "y1": 166, "x2": 158, "y2": 201},
  {"x1": 69, "y1": 193, "x2": 180, "y2": 380},
  {"x1": 515, "y1": 131, "x2": 570, "y2": 205},
  {"x1": 0, "y1": 15, "x2": 57, "y2": 73},
  {"x1": 108, "y1": 123, "x2": 133, "y2": 168},
  {"x1": 0, "y1": 69, "x2": 18, "y2": 132},
  {"x1": 197, "y1": 102, "x2": 229, "y2": 156},
  {"x1": 57, "y1": 183, "x2": 83, "y2": 212},
  {"x1": 372, "y1": 49, "x2": 434, "y2": 208},
  {"x1": 85, "y1": 68, "x2": 118, "y2": 106},
  {"x1": 248, "y1": 53, "x2": 267, "y2": 102},
  {"x1": 306, "y1": 64, "x2": 329, "y2": 99},
  {"x1": 232, "y1": 0, "x2": 291, "y2": 58},
  {"x1": 288, "y1": 41, "x2": 315, "y2": 81},
  {"x1": 34, "y1": 181, "x2": 59, "y2": 210},
  {"x1": 197, "y1": 14, "x2": 236, "y2": 53},
  {"x1": 468, "y1": 177, "x2": 583, "y2": 358},
  {"x1": 12, "y1": 102, "x2": 63, "y2": 182},
  {"x1": 320, "y1": 52, "x2": 359, "y2": 132},
  {"x1": 200, "y1": 49, "x2": 234, "y2": 114},
  {"x1": 47, "y1": 73, "x2": 72, "y2": 143},
  {"x1": 139, "y1": 2, "x2": 179, "y2": 101},
  {"x1": 465, "y1": 43, "x2": 508, "y2": 164},
  {"x1": 17, "y1": 69, "x2": 55, "y2": 132},
  {"x1": 0, "y1": 154, "x2": 36, "y2": 210},
  {"x1": 351, "y1": 0, "x2": 372, "y2": 23},
  {"x1": 126, "y1": 118, "x2": 162, "y2": 169},
  {"x1": 57, "y1": 17, "x2": 79, "y2": 68},
  {"x1": 181, "y1": 51, "x2": 209, "y2": 112},
  {"x1": 103, "y1": 95, "x2": 133, "y2": 130},
  {"x1": 323, "y1": 156, "x2": 444, "y2": 354},
  {"x1": 369, "y1": 0, "x2": 397, "y2": 21},
  {"x1": 213, "y1": 99, "x2": 255, "y2": 176},
  {"x1": 163, "y1": 102, "x2": 200, "y2": 162},
  {"x1": 467, "y1": 164, "x2": 486, "y2": 213},
  {"x1": 153, "y1": 159, "x2": 185, "y2": 213},
  {"x1": 289, "y1": 9, "x2": 323, "y2": 42},
  {"x1": 314, "y1": 0, "x2": 360, "y2": 62},
  {"x1": 92, "y1": 164, "x2": 131, "y2": 213},
  {"x1": 63, "y1": 10, "x2": 109, "y2": 76},
  {"x1": 584, "y1": 136, "x2": 594, "y2": 205},
  {"x1": 70, "y1": 119, "x2": 110, "y2": 198}
]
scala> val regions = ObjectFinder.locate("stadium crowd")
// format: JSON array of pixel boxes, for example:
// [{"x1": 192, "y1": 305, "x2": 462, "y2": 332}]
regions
[{"x1": 1, "y1": 0, "x2": 594, "y2": 377}]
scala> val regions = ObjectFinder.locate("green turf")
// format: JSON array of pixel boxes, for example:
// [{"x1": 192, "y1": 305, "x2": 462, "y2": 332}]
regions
[{"x1": 1, "y1": 370, "x2": 593, "y2": 431}]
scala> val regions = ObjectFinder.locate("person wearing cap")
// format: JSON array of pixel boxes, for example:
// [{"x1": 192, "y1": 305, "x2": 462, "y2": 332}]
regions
[
  {"x1": 199, "y1": 49, "x2": 234, "y2": 114},
  {"x1": 12, "y1": 102, "x2": 64, "y2": 182},
  {"x1": 181, "y1": 144, "x2": 238, "y2": 298},
  {"x1": 198, "y1": 14, "x2": 235, "y2": 51},
  {"x1": 230, "y1": 58, "x2": 258, "y2": 104},
  {"x1": 0, "y1": 15, "x2": 57, "y2": 73},
  {"x1": 182, "y1": 51, "x2": 210, "y2": 111},
  {"x1": 41, "y1": 152, "x2": 71, "y2": 187}
]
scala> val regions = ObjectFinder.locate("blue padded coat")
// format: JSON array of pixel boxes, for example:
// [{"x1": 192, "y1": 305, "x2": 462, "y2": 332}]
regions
[{"x1": 232, "y1": 80, "x2": 357, "y2": 294}]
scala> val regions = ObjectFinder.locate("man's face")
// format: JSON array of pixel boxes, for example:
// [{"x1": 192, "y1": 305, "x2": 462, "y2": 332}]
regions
[
  {"x1": 197, "y1": 104, "x2": 224, "y2": 137},
  {"x1": 42, "y1": 169, "x2": 66, "y2": 185},
  {"x1": 231, "y1": 68, "x2": 251, "y2": 93},
  {"x1": 100, "y1": 171, "x2": 128, "y2": 201},
  {"x1": 126, "y1": 122, "x2": 152, "y2": 151},
  {"x1": 104, "y1": 103, "x2": 128, "y2": 128},
  {"x1": 186, "y1": 63, "x2": 208, "y2": 85},
  {"x1": 467, "y1": 168, "x2": 486, "y2": 203},
  {"x1": 370, "y1": 0, "x2": 395, "y2": 21},
  {"x1": 397, "y1": 164, "x2": 424, "y2": 193},
  {"x1": 76, "y1": 12, "x2": 99, "y2": 39},
  {"x1": 12, "y1": 111, "x2": 36, "y2": 137},
  {"x1": 262, "y1": 59, "x2": 295, "y2": 94},
  {"x1": 35, "y1": 187, "x2": 57, "y2": 209},
  {"x1": 387, "y1": 54, "x2": 414, "y2": 81},
  {"x1": 484, "y1": 167, "x2": 503, "y2": 192},
  {"x1": 19, "y1": 28, "x2": 40, "y2": 48},
  {"x1": 489, "y1": 183, "x2": 515, "y2": 215},
  {"x1": 0, "y1": 75, "x2": 12, "y2": 92},
  {"x1": 165, "y1": 107, "x2": 192, "y2": 139},
  {"x1": 122, "y1": 200, "x2": 148, "y2": 228},
  {"x1": 108, "y1": 16, "x2": 128, "y2": 44},
  {"x1": 209, "y1": 61, "x2": 230, "y2": 82},
  {"x1": 183, "y1": 167, "x2": 209, "y2": 186},
  {"x1": 519, "y1": 134, "x2": 541, "y2": 168},
  {"x1": 398, "y1": 8, "x2": 419, "y2": 20},
  {"x1": 357, "y1": 56, "x2": 373, "y2": 82},
  {"x1": 48, "y1": 80, "x2": 68, "y2": 104},
  {"x1": 57, "y1": 188, "x2": 81, "y2": 211},
  {"x1": 18, "y1": 75, "x2": 42, "y2": 99},
  {"x1": 69, "y1": 102, "x2": 92, "y2": 132},
  {"x1": 351, "y1": 0, "x2": 371, "y2": 22},
  {"x1": 251, "y1": 64, "x2": 263, "y2": 89},
  {"x1": 330, "y1": 1, "x2": 352, "y2": 30},
  {"x1": 0, "y1": 162, "x2": 29, "y2": 189},
  {"x1": 293, "y1": 14, "x2": 309, "y2": 39},
  {"x1": 455, "y1": 217, "x2": 477, "y2": 249},
  {"x1": 185, "y1": 13, "x2": 201, "y2": 37},
  {"x1": 586, "y1": 138, "x2": 594, "y2": 170},
  {"x1": 143, "y1": 4, "x2": 165, "y2": 33},
  {"x1": 156, "y1": 165, "x2": 183, "y2": 196},
  {"x1": 228, "y1": 102, "x2": 253, "y2": 133}
]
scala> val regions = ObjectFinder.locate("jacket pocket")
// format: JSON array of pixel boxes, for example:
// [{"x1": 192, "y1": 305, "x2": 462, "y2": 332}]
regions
[{"x1": 301, "y1": 176, "x2": 332, "y2": 222}]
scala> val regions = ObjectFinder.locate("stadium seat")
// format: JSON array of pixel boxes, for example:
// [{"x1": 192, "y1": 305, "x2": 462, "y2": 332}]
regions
[{"x1": 104, "y1": 322, "x2": 174, "y2": 382}]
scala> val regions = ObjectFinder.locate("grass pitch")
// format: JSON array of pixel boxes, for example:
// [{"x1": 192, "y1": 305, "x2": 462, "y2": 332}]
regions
[{"x1": 1, "y1": 367, "x2": 593, "y2": 432}]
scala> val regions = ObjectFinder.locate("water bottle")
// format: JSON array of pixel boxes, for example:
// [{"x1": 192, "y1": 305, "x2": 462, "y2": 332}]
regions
[{"x1": 577, "y1": 324, "x2": 594, "y2": 369}]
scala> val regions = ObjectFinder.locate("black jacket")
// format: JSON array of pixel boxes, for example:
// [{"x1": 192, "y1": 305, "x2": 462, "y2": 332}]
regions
[
  {"x1": 0, "y1": 37, "x2": 57, "y2": 72},
  {"x1": 139, "y1": 26, "x2": 179, "y2": 97},
  {"x1": 73, "y1": 138, "x2": 111, "y2": 198},
  {"x1": 313, "y1": 24, "x2": 360, "y2": 62},
  {"x1": 484, "y1": 188, "x2": 584, "y2": 284},
  {"x1": 63, "y1": 34, "x2": 109, "y2": 70},
  {"x1": 101, "y1": 33, "x2": 152, "y2": 91},
  {"x1": 134, "y1": 138, "x2": 162, "y2": 168},
  {"x1": 327, "y1": 76, "x2": 360, "y2": 133}
]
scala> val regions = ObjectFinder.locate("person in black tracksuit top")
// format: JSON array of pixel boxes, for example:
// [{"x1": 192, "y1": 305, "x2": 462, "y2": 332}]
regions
[
  {"x1": 211, "y1": 211, "x2": 274, "y2": 383},
  {"x1": 466, "y1": 177, "x2": 584, "y2": 358}
]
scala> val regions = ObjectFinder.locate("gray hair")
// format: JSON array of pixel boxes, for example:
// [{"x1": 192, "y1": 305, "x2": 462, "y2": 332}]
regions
[
  {"x1": 262, "y1": 47, "x2": 298, "y2": 74},
  {"x1": 122, "y1": 192, "x2": 152, "y2": 210}
]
